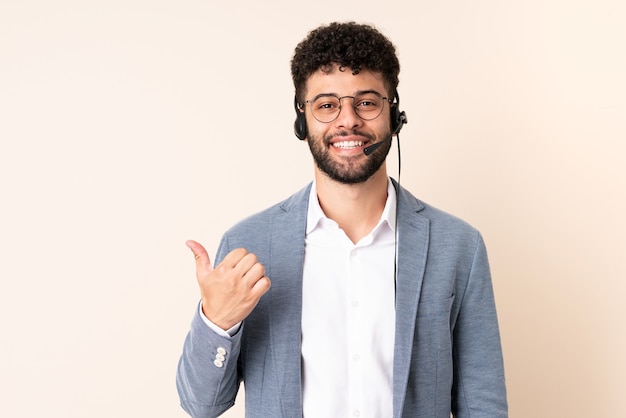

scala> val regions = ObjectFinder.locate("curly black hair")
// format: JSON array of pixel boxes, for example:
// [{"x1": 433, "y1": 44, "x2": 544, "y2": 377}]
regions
[{"x1": 291, "y1": 22, "x2": 400, "y2": 103}]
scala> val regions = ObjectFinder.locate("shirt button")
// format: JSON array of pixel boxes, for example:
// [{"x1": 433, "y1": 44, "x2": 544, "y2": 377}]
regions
[
  {"x1": 352, "y1": 354, "x2": 360, "y2": 361},
  {"x1": 353, "y1": 410, "x2": 361, "y2": 417},
  {"x1": 351, "y1": 300, "x2": 359, "y2": 308}
]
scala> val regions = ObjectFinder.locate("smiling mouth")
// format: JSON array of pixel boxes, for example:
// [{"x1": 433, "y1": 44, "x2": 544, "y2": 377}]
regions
[{"x1": 332, "y1": 140, "x2": 365, "y2": 149}]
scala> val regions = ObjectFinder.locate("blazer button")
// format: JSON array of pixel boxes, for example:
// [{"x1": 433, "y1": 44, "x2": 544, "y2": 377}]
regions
[{"x1": 214, "y1": 347, "x2": 227, "y2": 368}]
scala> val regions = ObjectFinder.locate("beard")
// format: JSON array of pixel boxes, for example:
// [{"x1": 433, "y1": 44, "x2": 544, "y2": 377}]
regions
[{"x1": 307, "y1": 129, "x2": 392, "y2": 184}]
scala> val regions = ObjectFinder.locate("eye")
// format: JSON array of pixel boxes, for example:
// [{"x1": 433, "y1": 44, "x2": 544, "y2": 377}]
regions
[
  {"x1": 314, "y1": 97, "x2": 340, "y2": 112},
  {"x1": 357, "y1": 100, "x2": 375, "y2": 107},
  {"x1": 355, "y1": 96, "x2": 381, "y2": 110}
]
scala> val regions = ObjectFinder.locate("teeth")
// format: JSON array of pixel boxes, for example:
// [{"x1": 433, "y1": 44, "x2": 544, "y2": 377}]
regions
[{"x1": 333, "y1": 141, "x2": 363, "y2": 149}]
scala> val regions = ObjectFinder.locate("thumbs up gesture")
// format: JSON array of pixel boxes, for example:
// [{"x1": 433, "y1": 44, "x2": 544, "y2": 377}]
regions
[{"x1": 186, "y1": 240, "x2": 271, "y2": 331}]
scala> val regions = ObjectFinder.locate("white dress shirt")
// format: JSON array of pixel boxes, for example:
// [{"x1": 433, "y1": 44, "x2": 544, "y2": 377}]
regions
[
  {"x1": 301, "y1": 180, "x2": 396, "y2": 418},
  {"x1": 201, "y1": 180, "x2": 397, "y2": 417}
]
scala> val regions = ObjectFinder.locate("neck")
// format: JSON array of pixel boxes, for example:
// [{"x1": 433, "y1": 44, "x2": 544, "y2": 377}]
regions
[{"x1": 314, "y1": 165, "x2": 389, "y2": 243}]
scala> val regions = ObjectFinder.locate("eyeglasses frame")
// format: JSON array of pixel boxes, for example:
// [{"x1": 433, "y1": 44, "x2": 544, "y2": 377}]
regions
[{"x1": 300, "y1": 90, "x2": 394, "y2": 124}]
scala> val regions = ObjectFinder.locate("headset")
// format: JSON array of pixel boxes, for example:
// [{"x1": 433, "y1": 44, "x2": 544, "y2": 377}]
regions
[{"x1": 293, "y1": 91, "x2": 407, "y2": 142}]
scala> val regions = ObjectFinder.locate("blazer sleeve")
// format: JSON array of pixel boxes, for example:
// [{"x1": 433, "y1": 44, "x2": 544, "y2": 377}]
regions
[
  {"x1": 176, "y1": 236, "x2": 243, "y2": 418},
  {"x1": 451, "y1": 232, "x2": 508, "y2": 417}
]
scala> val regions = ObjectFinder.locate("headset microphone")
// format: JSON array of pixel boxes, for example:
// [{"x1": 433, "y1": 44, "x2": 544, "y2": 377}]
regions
[
  {"x1": 363, "y1": 135, "x2": 392, "y2": 156},
  {"x1": 362, "y1": 105, "x2": 407, "y2": 156}
]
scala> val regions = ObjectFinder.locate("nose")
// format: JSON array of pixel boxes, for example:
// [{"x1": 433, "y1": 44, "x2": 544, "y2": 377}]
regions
[{"x1": 334, "y1": 98, "x2": 363, "y2": 130}]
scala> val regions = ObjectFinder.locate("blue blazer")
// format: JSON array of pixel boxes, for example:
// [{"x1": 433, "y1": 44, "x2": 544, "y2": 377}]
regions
[{"x1": 177, "y1": 180, "x2": 508, "y2": 417}]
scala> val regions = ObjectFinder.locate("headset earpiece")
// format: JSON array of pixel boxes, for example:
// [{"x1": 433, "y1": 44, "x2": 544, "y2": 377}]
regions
[
  {"x1": 294, "y1": 96, "x2": 308, "y2": 140},
  {"x1": 390, "y1": 91, "x2": 407, "y2": 135}
]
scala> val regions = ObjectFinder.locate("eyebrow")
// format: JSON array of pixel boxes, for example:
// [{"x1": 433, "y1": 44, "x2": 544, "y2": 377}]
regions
[{"x1": 309, "y1": 89, "x2": 385, "y2": 101}]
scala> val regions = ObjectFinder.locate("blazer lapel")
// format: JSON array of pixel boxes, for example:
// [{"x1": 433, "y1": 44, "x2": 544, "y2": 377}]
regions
[
  {"x1": 392, "y1": 182, "x2": 429, "y2": 418},
  {"x1": 267, "y1": 184, "x2": 311, "y2": 416}
]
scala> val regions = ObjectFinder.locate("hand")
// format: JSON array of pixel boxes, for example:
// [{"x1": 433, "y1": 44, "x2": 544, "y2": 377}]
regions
[{"x1": 186, "y1": 240, "x2": 271, "y2": 330}]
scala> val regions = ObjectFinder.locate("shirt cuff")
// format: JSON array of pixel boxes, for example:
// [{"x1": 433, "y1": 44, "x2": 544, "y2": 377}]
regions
[{"x1": 198, "y1": 302, "x2": 241, "y2": 337}]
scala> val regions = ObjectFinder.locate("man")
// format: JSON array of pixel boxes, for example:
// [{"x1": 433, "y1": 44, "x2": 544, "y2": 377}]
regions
[{"x1": 177, "y1": 22, "x2": 507, "y2": 417}]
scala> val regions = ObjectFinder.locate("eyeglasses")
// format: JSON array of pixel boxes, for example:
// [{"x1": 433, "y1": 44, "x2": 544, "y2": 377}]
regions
[{"x1": 303, "y1": 91, "x2": 392, "y2": 123}]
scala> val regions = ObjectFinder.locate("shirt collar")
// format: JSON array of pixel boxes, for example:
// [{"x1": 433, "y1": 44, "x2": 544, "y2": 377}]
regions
[{"x1": 306, "y1": 178, "x2": 397, "y2": 235}]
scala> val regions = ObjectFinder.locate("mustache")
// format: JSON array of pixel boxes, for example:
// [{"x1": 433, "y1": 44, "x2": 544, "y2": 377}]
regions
[{"x1": 323, "y1": 130, "x2": 376, "y2": 143}]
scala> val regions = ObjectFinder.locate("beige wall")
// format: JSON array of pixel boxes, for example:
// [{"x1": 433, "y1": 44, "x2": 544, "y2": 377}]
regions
[{"x1": 1, "y1": 1, "x2": 624, "y2": 417}]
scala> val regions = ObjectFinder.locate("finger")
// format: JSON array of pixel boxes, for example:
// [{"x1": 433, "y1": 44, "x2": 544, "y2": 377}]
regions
[
  {"x1": 250, "y1": 275, "x2": 271, "y2": 298},
  {"x1": 241, "y1": 261, "x2": 266, "y2": 287},
  {"x1": 220, "y1": 247, "x2": 249, "y2": 268},
  {"x1": 185, "y1": 240, "x2": 213, "y2": 273},
  {"x1": 233, "y1": 252, "x2": 260, "y2": 277}
]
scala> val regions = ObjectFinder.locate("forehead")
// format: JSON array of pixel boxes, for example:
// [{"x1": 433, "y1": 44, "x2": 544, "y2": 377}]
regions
[{"x1": 304, "y1": 65, "x2": 387, "y2": 98}]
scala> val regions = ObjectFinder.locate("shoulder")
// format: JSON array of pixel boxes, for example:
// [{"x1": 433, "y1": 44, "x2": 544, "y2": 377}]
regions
[
  {"x1": 395, "y1": 181, "x2": 484, "y2": 258},
  {"x1": 396, "y1": 181, "x2": 479, "y2": 235},
  {"x1": 218, "y1": 183, "x2": 311, "y2": 248}
]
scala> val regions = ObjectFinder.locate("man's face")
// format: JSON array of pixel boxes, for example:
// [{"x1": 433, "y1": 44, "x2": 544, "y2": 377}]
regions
[{"x1": 303, "y1": 65, "x2": 393, "y2": 184}]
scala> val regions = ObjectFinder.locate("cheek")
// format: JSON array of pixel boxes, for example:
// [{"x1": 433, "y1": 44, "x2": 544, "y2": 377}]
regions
[{"x1": 305, "y1": 121, "x2": 330, "y2": 143}]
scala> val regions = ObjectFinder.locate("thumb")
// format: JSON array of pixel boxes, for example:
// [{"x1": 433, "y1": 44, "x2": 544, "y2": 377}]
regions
[{"x1": 185, "y1": 240, "x2": 214, "y2": 273}]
